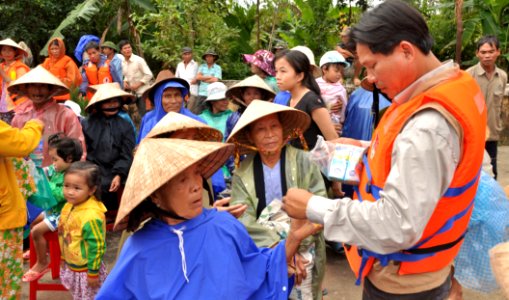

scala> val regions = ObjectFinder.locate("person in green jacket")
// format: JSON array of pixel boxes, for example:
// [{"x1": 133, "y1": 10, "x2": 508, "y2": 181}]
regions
[{"x1": 228, "y1": 100, "x2": 326, "y2": 300}]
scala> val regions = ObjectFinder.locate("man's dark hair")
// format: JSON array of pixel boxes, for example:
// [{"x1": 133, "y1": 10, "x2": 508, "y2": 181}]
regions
[
  {"x1": 350, "y1": 0, "x2": 433, "y2": 55},
  {"x1": 118, "y1": 40, "x2": 131, "y2": 51},
  {"x1": 84, "y1": 41, "x2": 100, "y2": 52},
  {"x1": 476, "y1": 35, "x2": 500, "y2": 51}
]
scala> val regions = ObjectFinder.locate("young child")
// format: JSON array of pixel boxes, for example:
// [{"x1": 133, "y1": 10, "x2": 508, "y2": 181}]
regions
[
  {"x1": 22, "y1": 133, "x2": 83, "y2": 282},
  {"x1": 59, "y1": 161, "x2": 107, "y2": 299},
  {"x1": 316, "y1": 51, "x2": 350, "y2": 134}
]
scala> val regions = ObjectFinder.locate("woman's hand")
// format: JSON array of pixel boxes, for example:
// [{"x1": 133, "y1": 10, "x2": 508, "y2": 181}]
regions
[
  {"x1": 88, "y1": 276, "x2": 100, "y2": 289},
  {"x1": 213, "y1": 197, "x2": 247, "y2": 219},
  {"x1": 294, "y1": 253, "x2": 309, "y2": 285},
  {"x1": 329, "y1": 137, "x2": 362, "y2": 147}
]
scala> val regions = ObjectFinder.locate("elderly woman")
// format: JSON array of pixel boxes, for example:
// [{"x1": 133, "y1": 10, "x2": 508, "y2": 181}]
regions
[
  {"x1": 137, "y1": 71, "x2": 204, "y2": 143},
  {"x1": 228, "y1": 100, "x2": 326, "y2": 300},
  {"x1": 97, "y1": 138, "x2": 321, "y2": 299}
]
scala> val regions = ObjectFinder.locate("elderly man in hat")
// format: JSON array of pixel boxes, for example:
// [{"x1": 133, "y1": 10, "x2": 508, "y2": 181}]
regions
[
  {"x1": 175, "y1": 47, "x2": 199, "y2": 111},
  {"x1": 10, "y1": 66, "x2": 86, "y2": 167},
  {"x1": 195, "y1": 48, "x2": 222, "y2": 115}
]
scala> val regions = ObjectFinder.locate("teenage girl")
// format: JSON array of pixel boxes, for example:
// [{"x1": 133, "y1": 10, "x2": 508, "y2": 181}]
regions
[
  {"x1": 274, "y1": 49, "x2": 338, "y2": 149},
  {"x1": 59, "y1": 161, "x2": 107, "y2": 299},
  {"x1": 22, "y1": 133, "x2": 83, "y2": 282}
]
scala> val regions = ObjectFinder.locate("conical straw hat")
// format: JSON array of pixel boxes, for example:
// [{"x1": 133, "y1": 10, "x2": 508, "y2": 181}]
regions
[
  {"x1": 85, "y1": 83, "x2": 135, "y2": 111},
  {"x1": 0, "y1": 38, "x2": 27, "y2": 58},
  {"x1": 225, "y1": 75, "x2": 276, "y2": 106},
  {"x1": 141, "y1": 70, "x2": 190, "y2": 103},
  {"x1": 7, "y1": 65, "x2": 68, "y2": 97},
  {"x1": 145, "y1": 111, "x2": 223, "y2": 141},
  {"x1": 115, "y1": 138, "x2": 234, "y2": 228},
  {"x1": 226, "y1": 100, "x2": 310, "y2": 154}
]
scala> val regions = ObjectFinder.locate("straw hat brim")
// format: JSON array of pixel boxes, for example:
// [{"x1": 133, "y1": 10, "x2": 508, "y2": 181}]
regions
[
  {"x1": 115, "y1": 138, "x2": 234, "y2": 229},
  {"x1": 7, "y1": 65, "x2": 68, "y2": 97},
  {"x1": 85, "y1": 85, "x2": 135, "y2": 111},
  {"x1": 0, "y1": 38, "x2": 27, "y2": 58},
  {"x1": 225, "y1": 75, "x2": 276, "y2": 106},
  {"x1": 142, "y1": 77, "x2": 190, "y2": 104},
  {"x1": 226, "y1": 100, "x2": 311, "y2": 155},
  {"x1": 145, "y1": 112, "x2": 223, "y2": 141}
]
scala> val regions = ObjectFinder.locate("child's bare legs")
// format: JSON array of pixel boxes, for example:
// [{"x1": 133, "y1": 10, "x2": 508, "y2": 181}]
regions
[
  {"x1": 23, "y1": 213, "x2": 45, "y2": 258},
  {"x1": 29, "y1": 221, "x2": 51, "y2": 272}
]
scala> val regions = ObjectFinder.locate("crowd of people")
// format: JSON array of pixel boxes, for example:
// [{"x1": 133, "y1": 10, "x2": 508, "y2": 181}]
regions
[{"x1": 1, "y1": 0, "x2": 508, "y2": 299}]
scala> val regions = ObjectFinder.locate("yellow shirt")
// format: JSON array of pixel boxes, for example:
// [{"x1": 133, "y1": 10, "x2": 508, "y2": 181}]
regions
[{"x1": 0, "y1": 120, "x2": 42, "y2": 230}]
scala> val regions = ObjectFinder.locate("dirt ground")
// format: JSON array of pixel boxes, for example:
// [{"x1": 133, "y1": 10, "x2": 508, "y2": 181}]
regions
[{"x1": 22, "y1": 146, "x2": 509, "y2": 299}]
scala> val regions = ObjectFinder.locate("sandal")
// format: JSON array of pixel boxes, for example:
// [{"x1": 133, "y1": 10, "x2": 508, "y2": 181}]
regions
[
  {"x1": 22, "y1": 267, "x2": 50, "y2": 282},
  {"x1": 22, "y1": 250, "x2": 30, "y2": 260}
]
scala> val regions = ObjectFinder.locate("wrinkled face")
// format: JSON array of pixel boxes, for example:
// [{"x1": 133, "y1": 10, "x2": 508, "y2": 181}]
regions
[
  {"x1": 211, "y1": 99, "x2": 229, "y2": 113},
  {"x1": 476, "y1": 43, "x2": 500, "y2": 69},
  {"x1": 49, "y1": 147, "x2": 71, "y2": 172},
  {"x1": 101, "y1": 47, "x2": 114, "y2": 57},
  {"x1": 275, "y1": 57, "x2": 304, "y2": 92},
  {"x1": 121, "y1": 44, "x2": 132, "y2": 58},
  {"x1": 1, "y1": 46, "x2": 16, "y2": 61},
  {"x1": 248, "y1": 114, "x2": 284, "y2": 154},
  {"x1": 27, "y1": 84, "x2": 51, "y2": 106},
  {"x1": 356, "y1": 42, "x2": 414, "y2": 99},
  {"x1": 182, "y1": 52, "x2": 192, "y2": 62},
  {"x1": 162, "y1": 87, "x2": 183, "y2": 113},
  {"x1": 86, "y1": 47, "x2": 101, "y2": 64},
  {"x1": 242, "y1": 87, "x2": 262, "y2": 105},
  {"x1": 152, "y1": 163, "x2": 203, "y2": 221},
  {"x1": 100, "y1": 98, "x2": 122, "y2": 117},
  {"x1": 205, "y1": 55, "x2": 215, "y2": 64},
  {"x1": 322, "y1": 64, "x2": 343, "y2": 84},
  {"x1": 63, "y1": 172, "x2": 96, "y2": 206},
  {"x1": 49, "y1": 45, "x2": 61, "y2": 58}
]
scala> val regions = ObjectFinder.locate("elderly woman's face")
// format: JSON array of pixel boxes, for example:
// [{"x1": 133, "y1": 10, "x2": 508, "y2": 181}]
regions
[
  {"x1": 242, "y1": 87, "x2": 262, "y2": 106},
  {"x1": 170, "y1": 128, "x2": 198, "y2": 140},
  {"x1": 162, "y1": 87, "x2": 183, "y2": 113},
  {"x1": 152, "y1": 163, "x2": 203, "y2": 221},
  {"x1": 248, "y1": 114, "x2": 283, "y2": 154}
]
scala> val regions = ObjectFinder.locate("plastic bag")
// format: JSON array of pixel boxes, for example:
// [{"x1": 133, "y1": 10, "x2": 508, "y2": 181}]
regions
[
  {"x1": 28, "y1": 166, "x2": 58, "y2": 210},
  {"x1": 454, "y1": 171, "x2": 509, "y2": 293},
  {"x1": 309, "y1": 136, "x2": 366, "y2": 185},
  {"x1": 490, "y1": 242, "x2": 509, "y2": 298}
]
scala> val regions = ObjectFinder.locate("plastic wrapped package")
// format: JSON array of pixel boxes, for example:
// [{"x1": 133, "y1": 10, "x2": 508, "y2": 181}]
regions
[
  {"x1": 454, "y1": 171, "x2": 509, "y2": 293},
  {"x1": 309, "y1": 136, "x2": 366, "y2": 185}
]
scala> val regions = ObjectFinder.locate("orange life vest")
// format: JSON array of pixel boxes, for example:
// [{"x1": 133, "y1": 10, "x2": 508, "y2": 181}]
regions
[
  {"x1": 345, "y1": 70, "x2": 487, "y2": 284},
  {"x1": 42, "y1": 55, "x2": 82, "y2": 102},
  {"x1": 0, "y1": 60, "x2": 30, "y2": 109},
  {"x1": 83, "y1": 59, "x2": 113, "y2": 100}
]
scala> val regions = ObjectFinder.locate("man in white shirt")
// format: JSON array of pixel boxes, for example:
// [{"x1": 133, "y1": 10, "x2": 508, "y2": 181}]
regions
[
  {"x1": 175, "y1": 47, "x2": 199, "y2": 112},
  {"x1": 282, "y1": 0, "x2": 487, "y2": 298},
  {"x1": 119, "y1": 40, "x2": 153, "y2": 116}
]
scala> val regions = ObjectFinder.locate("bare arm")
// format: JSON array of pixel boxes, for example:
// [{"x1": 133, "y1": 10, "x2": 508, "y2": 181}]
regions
[{"x1": 312, "y1": 107, "x2": 339, "y2": 140}]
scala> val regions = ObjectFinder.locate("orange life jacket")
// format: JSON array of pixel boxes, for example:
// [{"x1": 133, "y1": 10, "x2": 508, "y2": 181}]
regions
[
  {"x1": 344, "y1": 70, "x2": 487, "y2": 285},
  {"x1": 42, "y1": 55, "x2": 82, "y2": 102},
  {"x1": 0, "y1": 60, "x2": 30, "y2": 109},
  {"x1": 83, "y1": 59, "x2": 113, "y2": 100}
]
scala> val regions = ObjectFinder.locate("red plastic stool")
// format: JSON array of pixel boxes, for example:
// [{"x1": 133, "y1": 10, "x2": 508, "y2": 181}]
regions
[{"x1": 29, "y1": 231, "x2": 67, "y2": 300}]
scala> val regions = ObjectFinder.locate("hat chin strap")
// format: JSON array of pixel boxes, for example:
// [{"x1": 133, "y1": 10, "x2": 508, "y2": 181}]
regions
[{"x1": 154, "y1": 205, "x2": 189, "y2": 221}]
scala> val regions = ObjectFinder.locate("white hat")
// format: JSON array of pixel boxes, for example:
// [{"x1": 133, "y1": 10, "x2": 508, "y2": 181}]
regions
[
  {"x1": 205, "y1": 82, "x2": 227, "y2": 102},
  {"x1": 63, "y1": 100, "x2": 82, "y2": 116},
  {"x1": 319, "y1": 51, "x2": 350, "y2": 68},
  {"x1": 291, "y1": 46, "x2": 321, "y2": 77}
]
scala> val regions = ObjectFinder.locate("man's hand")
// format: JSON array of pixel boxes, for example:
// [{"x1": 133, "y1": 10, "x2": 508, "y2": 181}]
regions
[
  {"x1": 283, "y1": 188, "x2": 313, "y2": 219},
  {"x1": 109, "y1": 175, "x2": 121, "y2": 192},
  {"x1": 329, "y1": 137, "x2": 362, "y2": 147}
]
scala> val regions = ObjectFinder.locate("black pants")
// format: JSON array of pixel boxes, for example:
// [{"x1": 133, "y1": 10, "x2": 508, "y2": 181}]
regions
[
  {"x1": 485, "y1": 141, "x2": 498, "y2": 179},
  {"x1": 135, "y1": 95, "x2": 146, "y2": 117},
  {"x1": 363, "y1": 276, "x2": 451, "y2": 300}
]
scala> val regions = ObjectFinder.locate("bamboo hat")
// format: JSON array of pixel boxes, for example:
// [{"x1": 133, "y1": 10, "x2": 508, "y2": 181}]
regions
[
  {"x1": 225, "y1": 75, "x2": 276, "y2": 107},
  {"x1": 226, "y1": 100, "x2": 310, "y2": 154},
  {"x1": 85, "y1": 82, "x2": 135, "y2": 111},
  {"x1": 0, "y1": 38, "x2": 27, "y2": 58},
  {"x1": 115, "y1": 138, "x2": 234, "y2": 228},
  {"x1": 145, "y1": 111, "x2": 223, "y2": 141},
  {"x1": 141, "y1": 70, "x2": 190, "y2": 103},
  {"x1": 7, "y1": 65, "x2": 68, "y2": 97}
]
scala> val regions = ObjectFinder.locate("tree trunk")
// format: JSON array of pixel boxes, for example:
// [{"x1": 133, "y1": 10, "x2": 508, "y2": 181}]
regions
[
  {"x1": 125, "y1": 1, "x2": 144, "y2": 58},
  {"x1": 256, "y1": 0, "x2": 261, "y2": 49},
  {"x1": 455, "y1": 0, "x2": 464, "y2": 64}
]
